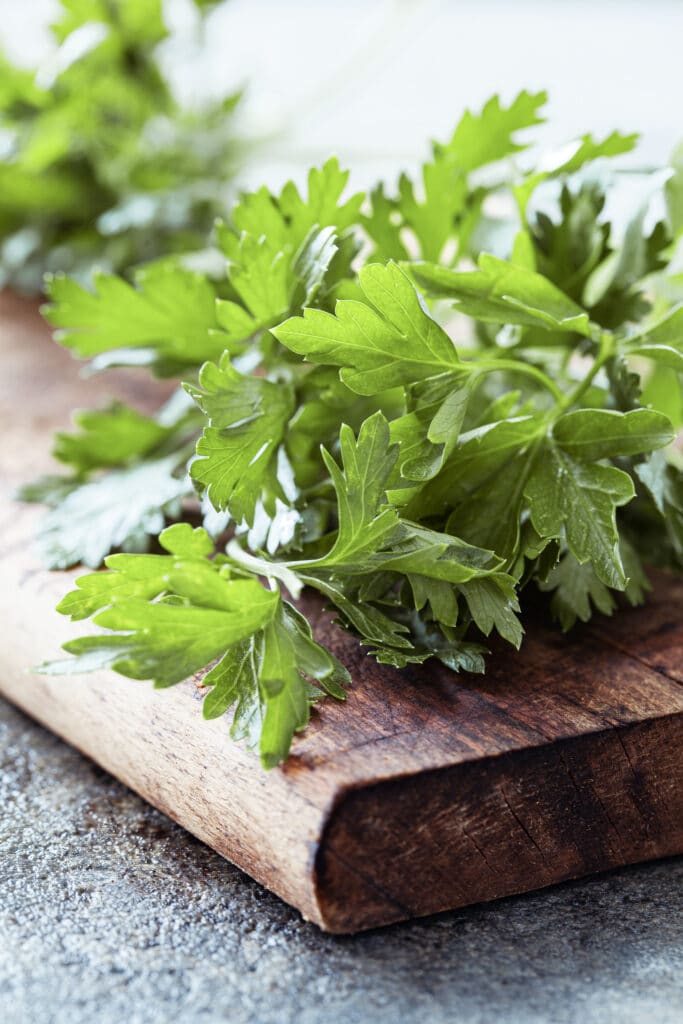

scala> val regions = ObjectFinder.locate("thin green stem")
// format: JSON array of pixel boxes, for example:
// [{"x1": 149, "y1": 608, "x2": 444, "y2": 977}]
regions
[
  {"x1": 555, "y1": 332, "x2": 616, "y2": 417},
  {"x1": 473, "y1": 357, "x2": 564, "y2": 402},
  {"x1": 226, "y1": 539, "x2": 303, "y2": 599}
]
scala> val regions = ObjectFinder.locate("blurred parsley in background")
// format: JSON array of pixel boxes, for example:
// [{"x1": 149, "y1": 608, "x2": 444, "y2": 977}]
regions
[{"x1": 0, "y1": 0, "x2": 243, "y2": 292}]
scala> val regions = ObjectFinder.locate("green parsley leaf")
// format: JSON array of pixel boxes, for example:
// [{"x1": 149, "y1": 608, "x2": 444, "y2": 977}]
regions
[
  {"x1": 389, "y1": 376, "x2": 471, "y2": 481},
  {"x1": 623, "y1": 305, "x2": 683, "y2": 371},
  {"x1": 37, "y1": 455, "x2": 190, "y2": 569},
  {"x1": 635, "y1": 451, "x2": 683, "y2": 562},
  {"x1": 44, "y1": 263, "x2": 223, "y2": 373},
  {"x1": 538, "y1": 550, "x2": 618, "y2": 631},
  {"x1": 412, "y1": 254, "x2": 593, "y2": 336},
  {"x1": 363, "y1": 91, "x2": 546, "y2": 264},
  {"x1": 220, "y1": 158, "x2": 363, "y2": 263},
  {"x1": 438, "y1": 90, "x2": 547, "y2": 172},
  {"x1": 525, "y1": 449, "x2": 635, "y2": 588},
  {"x1": 273, "y1": 261, "x2": 464, "y2": 393},
  {"x1": 314, "y1": 413, "x2": 400, "y2": 567},
  {"x1": 552, "y1": 408, "x2": 674, "y2": 460},
  {"x1": 53, "y1": 401, "x2": 172, "y2": 473},
  {"x1": 186, "y1": 356, "x2": 295, "y2": 522},
  {"x1": 259, "y1": 602, "x2": 349, "y2": 768},
  {"x1": 43, "y1": 523, "x2": 348, "y2": 767},
  {"x1": 514, "y1": 132, "x2": 638, "y2": 219}
]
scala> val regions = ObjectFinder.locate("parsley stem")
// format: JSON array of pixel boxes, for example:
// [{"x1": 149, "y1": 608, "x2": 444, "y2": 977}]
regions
[
  {"x1": 555, "y1": 331, "x2": 616, "y2": 416},
  {"x1": 226, "y1": 539, "x2": 302, "y2": 598},
  {"x1": 474, "y1": 358, "x2": 563, "y2": 401}
]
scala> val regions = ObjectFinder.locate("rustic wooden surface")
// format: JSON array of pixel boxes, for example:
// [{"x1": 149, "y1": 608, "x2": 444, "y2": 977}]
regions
[{"x1": 1, "y1": 290, "x2": 682, "y2": 933}]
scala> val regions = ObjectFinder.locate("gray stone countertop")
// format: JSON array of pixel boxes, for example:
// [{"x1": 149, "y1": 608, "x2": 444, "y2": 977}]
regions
[{"x1": 1, "y1": 697, "x2": 682, "y2": 1024}]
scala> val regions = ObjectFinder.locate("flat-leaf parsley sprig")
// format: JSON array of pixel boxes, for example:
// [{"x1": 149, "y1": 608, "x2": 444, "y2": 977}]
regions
[{"x1": 33, "y1": 92, "x2": 683, "y2": 767}]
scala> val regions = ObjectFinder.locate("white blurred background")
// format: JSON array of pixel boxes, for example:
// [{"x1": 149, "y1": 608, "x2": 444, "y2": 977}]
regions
[{"x1": 2, "y1": 0, "x2": 681, "y2": 190}]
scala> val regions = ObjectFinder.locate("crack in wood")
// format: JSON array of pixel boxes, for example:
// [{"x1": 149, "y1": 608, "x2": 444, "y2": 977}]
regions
[
  {"x1": 558, "y1": 749, "x2": 625, "y2": 862},
  {"x1": 318, "y1": 845, "x2": 415, "y2": 925},
  {"x1": 459, "y1": 821, "x2": 503, "y2": 881},
  {"x1": 498, "y1": 785, "x2": 552, "y2": 871}
]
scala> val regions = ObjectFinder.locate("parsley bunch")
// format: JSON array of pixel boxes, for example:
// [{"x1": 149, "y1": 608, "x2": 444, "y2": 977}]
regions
[
  {"x1": 0, "y1": 0, "x2": 242, "y2": 293},
  {"x1": 34, "y1": 91, "x2": 683, "y2": 767}
]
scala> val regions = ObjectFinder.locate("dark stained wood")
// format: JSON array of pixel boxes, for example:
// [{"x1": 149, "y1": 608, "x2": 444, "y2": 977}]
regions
[{"x1": 1, "y1": 291, "x2": 682, "y2": 932}]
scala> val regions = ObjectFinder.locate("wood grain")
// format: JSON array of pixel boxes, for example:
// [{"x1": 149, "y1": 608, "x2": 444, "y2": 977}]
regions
[{"x1": 1, "y1": 290, "x2": 682, "y2": 932}]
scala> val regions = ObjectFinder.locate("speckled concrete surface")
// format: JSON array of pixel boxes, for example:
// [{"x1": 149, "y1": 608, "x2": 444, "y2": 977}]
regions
[{"x1": 1, "y1": 698, "x2": 682, "y2": 1024}]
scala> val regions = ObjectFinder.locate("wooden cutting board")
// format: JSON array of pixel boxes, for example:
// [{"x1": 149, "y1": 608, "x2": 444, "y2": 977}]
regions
[{"x1": 1, "y1": 290, "x2": 682, "y2": 933}]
